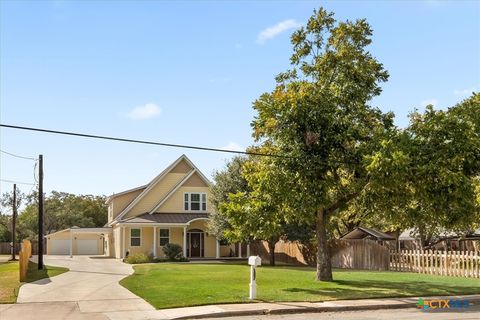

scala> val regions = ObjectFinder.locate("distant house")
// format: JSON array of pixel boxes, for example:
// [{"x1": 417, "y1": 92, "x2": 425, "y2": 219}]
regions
[
  {"x1": 341, "y1": 227, "x2": 396, "y2": 242},
  {"x1": 398, "y1": 228, "x2": 480, "y2": 251}
]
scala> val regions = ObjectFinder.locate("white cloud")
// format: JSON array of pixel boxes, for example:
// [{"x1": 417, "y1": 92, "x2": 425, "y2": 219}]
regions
[
  {"x1": 126, "y1": 103, "x2": 161, "y2": 120},
  {"x1": 221, "y1": 142, "x2": 244, "y2": 152},
  {"x1": 420, "y1": 99, "x2": 438, "y2": 107},
  {"x1": 257, "y1": 19, "x2": 301, "y2": 44},
  {"x1": 454, "y1": 86, "x2": 478, "y2": 96}
]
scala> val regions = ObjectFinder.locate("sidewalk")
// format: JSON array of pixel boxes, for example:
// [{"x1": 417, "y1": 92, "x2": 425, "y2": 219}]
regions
[
  {"x1": 1, "y1": 294, "x2": 478, "y2": 320},
  {"x1": 103, "y1": 294, "x2": 480, "y2": 320}
]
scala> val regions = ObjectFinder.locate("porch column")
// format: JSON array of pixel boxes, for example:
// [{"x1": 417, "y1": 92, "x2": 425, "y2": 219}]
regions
[
  {"x1": 153, "y1": 226, "x2": 157, "y2": 259},
  {"x1": 216, "y1": 239, "x2": 220, "y2": 259},
  {"x1": 238, "y1": 242, "x2": 242, "y2": 258},
  {"x1": 183, "y1": 226, "x2": 187, "y2": 258},
  {"x1": 69, "y1": 230, "x2": 73, "y2": 258},
  {"x1": 246, "y1": 243, "x2": 250, "y2": 257},
  {"x1": 122, "y1": 226, "x2": 126, "y2": 259}
]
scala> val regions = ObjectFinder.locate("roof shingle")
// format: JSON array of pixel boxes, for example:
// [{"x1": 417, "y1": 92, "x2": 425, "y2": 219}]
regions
[{"x1": 121, "y1": 213, "x2": 209, "y2": 224}]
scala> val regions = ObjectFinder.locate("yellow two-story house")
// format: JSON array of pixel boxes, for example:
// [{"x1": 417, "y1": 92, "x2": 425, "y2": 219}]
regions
[{"x1": 46, "y1": 155, "x2": 242, "y2": 259}]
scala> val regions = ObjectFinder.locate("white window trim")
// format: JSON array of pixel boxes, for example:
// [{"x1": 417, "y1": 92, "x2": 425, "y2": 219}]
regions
[
  {"x1": 130, "y1": 228, "x2": 142, "y2": 247},
  {"x1": 159, "y1": 228, "x2": 170, "y2": 247},
  {"x1": 183, "y1": 192, "x2": 207, "y2": 212}
]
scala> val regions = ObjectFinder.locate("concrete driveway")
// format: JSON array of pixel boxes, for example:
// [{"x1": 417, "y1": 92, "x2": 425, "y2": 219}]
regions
[{"x1": 1, "y1": 255, "x2": 154, "y2": 319}]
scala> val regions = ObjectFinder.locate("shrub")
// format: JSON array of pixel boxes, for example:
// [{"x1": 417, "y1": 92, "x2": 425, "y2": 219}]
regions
[
  {"x1": 125, "y1": 252, "x2": 152, "y2": 264},
  {"x1": 162, "y1": 243, "x2": 184, "y2": 261},
  {"x1": 153, "y1": 257, "x2": 189, "y2": 263}
]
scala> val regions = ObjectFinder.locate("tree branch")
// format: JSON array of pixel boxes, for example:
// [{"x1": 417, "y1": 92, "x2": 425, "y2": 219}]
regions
[{"x1": 326, "y1": 181, "x2": 370, "y2": 215}]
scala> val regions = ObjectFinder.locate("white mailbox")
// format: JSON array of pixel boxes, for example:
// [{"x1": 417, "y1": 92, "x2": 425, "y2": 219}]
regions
[
  {"x1": 248, "y1": 256, "x2": 261, "y2": 299},
  {"x1": 248, "y1": 255, "x2": 262, "y2": 266}
]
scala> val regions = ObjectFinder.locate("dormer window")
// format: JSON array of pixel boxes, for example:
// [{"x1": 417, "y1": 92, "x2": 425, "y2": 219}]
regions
[{"x1": 184, "y1": 192, "x2": 207, "y2": 211}]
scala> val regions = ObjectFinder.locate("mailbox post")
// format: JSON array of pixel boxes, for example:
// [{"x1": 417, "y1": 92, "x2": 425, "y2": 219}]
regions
[{"x1": 248, "y1": 256, "x2": 261, "y2": 299}]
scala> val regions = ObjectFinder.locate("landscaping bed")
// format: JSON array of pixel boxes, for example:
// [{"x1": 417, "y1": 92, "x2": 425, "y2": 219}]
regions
[{"x1": 120, "y1": 263, "x2": 480, "y2": 309}]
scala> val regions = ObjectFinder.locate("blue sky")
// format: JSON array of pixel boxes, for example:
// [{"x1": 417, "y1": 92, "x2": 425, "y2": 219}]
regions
[{"x1": 0, "y1": 0, "x2": 479, "y2": 198}]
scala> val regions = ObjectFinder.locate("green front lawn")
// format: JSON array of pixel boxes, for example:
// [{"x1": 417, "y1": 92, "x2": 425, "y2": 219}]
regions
[
  {"x1": 120, "y1": 263, "x2": 480, "y2": 309},
  {"x1": 0, "y1": 260, "x2": 68, "y2": 303}
]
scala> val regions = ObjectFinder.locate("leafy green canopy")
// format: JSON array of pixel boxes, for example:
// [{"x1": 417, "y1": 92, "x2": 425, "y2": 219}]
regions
[
  {"x1": 208, "y1": 156, "x2": 313, "y2": 266},
  {"x1": 249, "y1": 8, "x2": 393, "y2": 280},
  {"x1": 17, "y1": 191, "x2": 107, "y2": 241},
  {"x1": 251, "y1": 8, "x2": 392, "y2": 217},
  {"x1": 368, "y1": 93, "x2": 480, "y2": 244}
]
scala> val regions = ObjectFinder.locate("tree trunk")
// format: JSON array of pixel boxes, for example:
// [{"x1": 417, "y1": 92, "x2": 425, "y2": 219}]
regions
[
  {"x1": 418, "y1": 225, "x2": 425, "y2": 250},
  {"x1": 268, "y1": 240, "x2": 276, "y2": 266},
  {"x1": 316, "y1": 207, "x2": 333, "y2": 281}
]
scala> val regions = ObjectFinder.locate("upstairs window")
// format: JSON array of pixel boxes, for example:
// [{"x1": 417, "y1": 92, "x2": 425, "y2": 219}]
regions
[{"x1": 184, "y1": 192, "x2": 207, "y2": 211}]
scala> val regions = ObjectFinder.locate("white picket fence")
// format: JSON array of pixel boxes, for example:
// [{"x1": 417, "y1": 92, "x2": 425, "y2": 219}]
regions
[{"x1": 390, "y1": 250, "x2": 480, "y2": 278}]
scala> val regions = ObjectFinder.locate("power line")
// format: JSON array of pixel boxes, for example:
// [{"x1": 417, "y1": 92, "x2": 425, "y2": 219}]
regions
[
  {"x1": 0, "y1": 123, "x2": 289, "y2": 158},
  {"x1": 0, "y1": 123, "x2": 364, "y2": 166},
  {"x1": 0, "y1": 179, "x2": 37, "y2": 186},
  {"x1": 0, "y1": 149, "x2": 37, "y2": 161}
]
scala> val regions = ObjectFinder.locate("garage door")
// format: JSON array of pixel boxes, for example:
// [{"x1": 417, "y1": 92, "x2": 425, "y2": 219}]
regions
[
  {"x1": 77, "y1": 239, "x2": 100, "y2": 255},
  {"x1": 50, "y1": 239, "x2": 70, "y2": 255}
]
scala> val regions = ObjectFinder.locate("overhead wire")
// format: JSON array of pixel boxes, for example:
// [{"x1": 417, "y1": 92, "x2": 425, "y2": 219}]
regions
[
  {"x1": 0, "y1": 123, "x2": 280, "y2": 157},
  {"x1": 0, "y1": 149, "x2": 37, "y2": 161},
  {"x1": 0, "y1": 149, "x2": 39, "y2": 192},
  {"x1": 0, "y1": 123, "x2": 363, "y2": 165},
  {"x1": 0, "y1": 179, "x2": 36, "y2": 186}
]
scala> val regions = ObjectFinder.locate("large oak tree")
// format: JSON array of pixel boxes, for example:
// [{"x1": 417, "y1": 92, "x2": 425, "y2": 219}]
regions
[{"x1": 250, "y1": 8, "x2": 392, "y2": 281}]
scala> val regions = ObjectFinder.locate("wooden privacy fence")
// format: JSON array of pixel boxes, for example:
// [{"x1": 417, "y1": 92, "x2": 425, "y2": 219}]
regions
[
  {"x1": 0, "y1": 241, "x2": 39, "y2": 255},
  {"x1": 390, "y1": 250, "x2": 480, "y2": 278},
  {"x1": 19, "y1": 239, "x2": 32, "y2": 282},
  {"x1": 331, "y1": 239, "x2": 390, "y2": 271},
  {"x1": 0, "y1": 242, "x2": 21, "y2": 254},
  {"x1": 250, "y1": 240, "x2": 316, "y2": 265},
  {"x1": 249, "y1": 239, "x2": 391, "y2": 270}
]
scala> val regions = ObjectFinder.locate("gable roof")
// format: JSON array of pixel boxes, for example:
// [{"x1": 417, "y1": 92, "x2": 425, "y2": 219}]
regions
[
  {"x1": 121, "y1": 212, "x2": 208, "y2": 224},
  {"x1": 46, "y1": 227, "x2": 112, "y2": 237},
  {"x1": 147, "y1": 169, "x2": 196, "y2": 214},
  {"x1": 105, "y1": 184, "x2": 147, "y2": 204},
  {"x1": 398, "y1": 228, "x2": 480, "y2": 241},
  {"x1": 341, "y1": 227, "x2": 395, "y2": 241},
  {"x1": 109, "y1": 154, "x2": 211, "y2": 225}
]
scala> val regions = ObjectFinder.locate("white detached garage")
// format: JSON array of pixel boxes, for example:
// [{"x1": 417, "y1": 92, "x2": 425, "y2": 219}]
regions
[{"x1": 46, "y1": 226, "x2": 112, "y2": 256}]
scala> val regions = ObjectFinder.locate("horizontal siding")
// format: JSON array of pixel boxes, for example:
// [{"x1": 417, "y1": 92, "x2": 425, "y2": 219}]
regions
[
  {"x1": 125, "y1": 226, "x2": 154, "y2": 256},
  {"x1": 113, "y1": 226, "x2": 121, "y2": 258},
  {"x1": 111, "y1": 189, "x2": 144, "y2": 221},
  {"x1": 124, "y1": 223, "x2": 217, "y2": 258},
  {"x1": 157, "y1": 186, "x2": 211, "y2": 213},
  {"x1": 125, "y1": 173, "x2": 186, "y2": 219}
]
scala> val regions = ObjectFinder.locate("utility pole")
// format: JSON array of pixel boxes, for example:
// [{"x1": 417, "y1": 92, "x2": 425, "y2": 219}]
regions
[
  {"x1": 38, "y1": 154, "x2": 44, "y2": 270},
  {"x1": 11, "y1": 184, "x2": 17, "y2": 261}
]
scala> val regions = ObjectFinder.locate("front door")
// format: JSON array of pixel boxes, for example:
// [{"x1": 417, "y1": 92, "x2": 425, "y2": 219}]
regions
[
  {"x1": 190, "y1": 233, "x2": 201, "y2": 257},
  {"x1": 188, "y1": 232, "x2": 203, "y2": 257}
]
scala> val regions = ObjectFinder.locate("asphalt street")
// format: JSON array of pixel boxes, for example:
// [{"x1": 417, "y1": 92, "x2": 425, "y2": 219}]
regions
[{"x1": 201, "y1": 304, "x2": 480, "y2": 320}]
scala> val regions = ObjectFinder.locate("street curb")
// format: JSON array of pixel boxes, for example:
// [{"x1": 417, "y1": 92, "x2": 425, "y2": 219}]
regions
[
  {"x1": 174, "y1": 296, "x2": 480, "y2": 319},
  {"x1": 176, "y1": 303, "x2": 416, "y2": 319}
]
